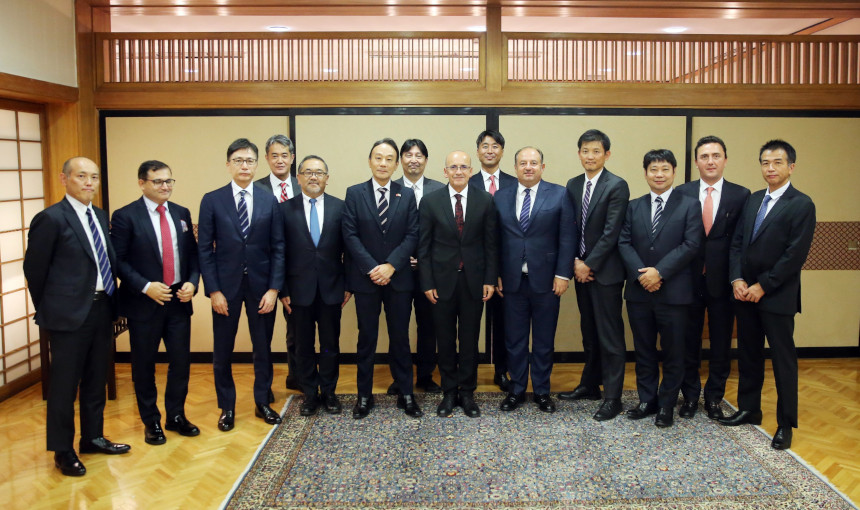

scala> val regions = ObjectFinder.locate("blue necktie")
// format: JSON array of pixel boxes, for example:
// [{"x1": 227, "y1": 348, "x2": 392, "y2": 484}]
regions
[
  {"x1": 238, "y1": 190, "x2": 249, "y2": 238},
  {"x1": 752, "y1": 194, "x2": 772, "y2": 239},
  {"x1": 652, "y1": 196, "x2": 663, "y2": 236},
  {"x1": 519, "y1": 188, "x2": 532, "y2": 231},
  {"x1": 309, "y1": 198, "x2": 320, "y2": 247},
  {"x1": 86, "y1": 209, "x2": 115, "y2": 296},
  {"x1": 579, "y1": 180, "x2": 592, "y2": 257}
]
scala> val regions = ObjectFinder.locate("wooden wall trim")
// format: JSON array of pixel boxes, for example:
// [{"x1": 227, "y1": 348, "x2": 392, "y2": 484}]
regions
[{"x1": 0, "y1": 72, "x2": 78, "y2": 104}]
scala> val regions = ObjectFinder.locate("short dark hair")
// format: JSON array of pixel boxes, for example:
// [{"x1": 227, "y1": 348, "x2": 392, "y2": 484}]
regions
[
  {"x1": 400, "y1": 139, "x2": 428, "y2": 159},
  {"x1": 298, "y1": 155, "x2": 329, "y2": 174},
  {"x1": 476, "y1": 130, "x2": 505, "y2": 149},
  {"x1": 137, "y1": 160, "x2": 170, "y2": 181},
  {"x1": 694, "y1": 135, "x2": 727, "y2": 159},
  {"x1": 227, "y1": 138, "x2": 258, "y2": 161},
  {"x1": 643, "y1": 149, "x2": 677, "y2": 170},
  {"x1": 369, "y1": 138, "x2": 400, "y2": 163},
  {"x1": 265, "y1": 134, "x2": 295, "y2": 155},
  {"x1": 759, "y1": 139, "x2": 796, "y2": 164},
  {"x1": 577, "y1": 129, "x2": 611, "y2": 151},
  {"x1": 514, "y1": 146, "x2": 544, "y2": 165}
]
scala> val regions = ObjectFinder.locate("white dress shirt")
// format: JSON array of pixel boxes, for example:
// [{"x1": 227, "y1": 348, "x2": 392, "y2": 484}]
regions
[
  {"x1": 269, "y1": 173, "x2": 294, "y2": 201},
  {"x1": 480, "y1": 169, "x2": 501, "y2": 192},
  {"x1": 650, "y1": 187, "x2": 674, "y2": 221},
  {"x1": 448, "y1": 184, "x2": 468, "y2": 221},
  {"x1": 762, "y1": 180, "x2": 791, "y2": 216},
  {"x1": 231, "y1": 180, "x2": 254, "y2": 227},
  {"x1": 373, "y1": 179, "x2": 391, "y2": 206},
  {"x1": 142, "y1": 196, "x2": 180, "y2": 290},
  {"x1": 516, "y1": 182, "x2": 540, "y2": 273},
  {"x1": 582, "y1": 169, "x2": 603, "y2": 204},
  {"x1": 65, "y1": 194, "x2": 109, "y2": 291},
  {"x1": 401, "y1": 175, "x2": 425, "y2": 207}
]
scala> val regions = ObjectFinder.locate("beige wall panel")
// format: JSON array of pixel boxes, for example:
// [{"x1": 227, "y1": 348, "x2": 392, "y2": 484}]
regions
[
  {"x1": 0, "y1": 0, "x2": 76, "y2": 87},
  {"x1": 795, "y1": 272, "x2": 860, "y2": 348}
]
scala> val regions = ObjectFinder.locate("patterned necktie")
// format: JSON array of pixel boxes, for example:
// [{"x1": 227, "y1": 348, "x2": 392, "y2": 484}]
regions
[
  {"x1": 86, "y1": 208, "x2": 115, "y2": 296},
  {"x1": 752, "y1": 194, "x2": 772, "y2": 239},
  {"x1": 238, "y1": 190, "x2": 249, "y2": 238},
  {"x1": 157, "y1": 204, "x2": 175, "y2": 285},
  {"x1": 279, "y1": 182, "x2": 289, "y2": 203},
  {"x1": 652, "y1": 196, "x2": 663, "y2": 235},
  {"x1": 309, "y1": 198, "x2": 320, "y2": 247},
  {"x1": 378, "y1": 188, "x2": 389, "y2": 231},
  {"x1": 703, "y1": 186, "x2": 714, "y2": 236},
  {"x1": 580, "y1": 180, "x2": 592, "y2": 257},
  {"x1": 519, "y1": 188, "x2": 532, "y2": 231},
  {"x1": 488, "y1": 175, "x2": 497, "y2": 196},
  {"x1": 455, "y1": 193, "x2": 464, "y2": 270}
]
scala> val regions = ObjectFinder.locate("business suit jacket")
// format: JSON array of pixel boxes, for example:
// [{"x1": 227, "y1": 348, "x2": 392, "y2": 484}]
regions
[
  {"x1": 676, "y1": 179, "x2": 750, "y2": 298},
  {"x1": 25, "y1": 197, "x2": 118, "y2": 330},
  {"x1": 567, "y1": 169, "x2": 629, "y2": 284},
  {"x1": 342, "y1": 179, "x2": 419, "y2": 294},
  {"x1": 494, "y1": 181, "x2": 576, "y2": 293},
  {"x1": 281, "y1": 193, "x2": 347, "y2": 307},
  {"x1": 111, "y1": 198, "x2": 200, "y2": 320},
  {"x1": 729, "y1": 184, "x2": 815, "y2": 315},
  {"x1": 198, "y1": 183, "x2": 285, "y2": 300},
  {"x1": 255, "y1": 174, "x2": 300, "y2": 200},
  {"x1": 618, "y1": 191, "x2": 703, "y2": 305},
  {"x1": 469, "y1": 169, "x2": 517, "y2": 193}
]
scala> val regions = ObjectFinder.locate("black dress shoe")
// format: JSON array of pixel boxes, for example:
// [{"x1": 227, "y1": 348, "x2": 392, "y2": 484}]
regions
[
  {"x1": 144, "y1": 422, "x2": 166, "y2": 445},
  {"x1": 416, "y1": 377, "x2": 443, "y2": 394},
  {"x1": 459, "y1": 393, "x2": 481, "y2": 418},
  {"x1": 255, "y1": 403, "x2": 283, "y2": 425},
  {"x1": 218, "y1": 409, "x2": 235, "y2": 431},
  {"x1": 533, "y1": 393, "x2": 557, "y2": 413},
  {"x1": 437, "y1": 393, "x2": 457, "y2": 417},
  {"x1": 300, "y1": 394, "x2": 320, "y2": 416},
  {"x1": 397, "y1": 394, "x2": 424, "y2": 418},
  {"x1": 54, "y1": 450, "x2": 86, "y2": 477},
  {"x1": 679, "y1": 398, "x2": 698, "y2": 419},
  {"x1": 79, "y1": 437, "x2": 131, "y2": 455},
  {"x1": 352, "y1": 395, "x2": 374, "y2": 419},
  {"x1": 771, "y1": 426, "x2": 793, "y2": 450},
  {"x1": 626, "y1": 402, "x2": 658, "y2": 420},
  {"x1": 493, "y1": 373, "x2": 511, "y2": 392},
  {"x1": 593, "y1": 399, "x2": 623, "y2": 421},
  {"x1": 322, "y1": 393, "x2": 342, "y2": 414},
  {"x1": 655, "y1": 407, "x2": 674, "y2": 428},
  {"x1": 386, "y1": 381, "x2": 400, "y2": 395},
  {"x1": 165, "y1": 414, "x2": 200, "y2": 436},
  {"x1": 704, "y1": 400, "x2": 725, "y2": 420},
  {"x1": 499, "y1": 392, "x2": 526, "y2": 412},
  {"x1": 558, "y1": 385, "x2": 602, "y2": 401},
  {"x1": 285, "y1": 376, "x2": 300, "y2": 391},
  {"x1": 718, "y1": 409, "x2": 763, "y2": 426}
]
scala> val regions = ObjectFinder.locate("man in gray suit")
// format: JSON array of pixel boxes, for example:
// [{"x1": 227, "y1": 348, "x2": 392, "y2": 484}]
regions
[{"x1": 389, "y1": 139, "x2": 444, "y2": 394}]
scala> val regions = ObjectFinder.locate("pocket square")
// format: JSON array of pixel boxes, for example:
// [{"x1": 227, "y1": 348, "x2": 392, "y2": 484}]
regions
[{"x1": 180, "y1": 219, "x2": 189, "y2": 232}]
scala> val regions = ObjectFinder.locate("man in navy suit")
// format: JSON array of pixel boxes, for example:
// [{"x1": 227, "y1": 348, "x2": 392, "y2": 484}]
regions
[
  {"x1": 676, "y1": 136, "x2": 750, "y2": 420},
  {"x1": 111, "y1": 160, "x2": 201, "y2": 445},
  {"x1": 280, "y1": 155, "x2": 351, "y2": 416},
  {"x1": 618, "y1": 149, "x2": 703, "y2": 428},
  {"x1": 342, "y1": 138, "x2": 422, "y2": 419},
  {"x1": 721, "y1": 140, "x2": 816, "y2": 451},
  {"x1": 255, "y1": 134, "x2": 301, "y2": 391},
  {"x1": 469, "y1": 130, "x2": 516, "y2": 391},
  {"x1": 495, "y1": 147, "x2": 576, "y2": 413},
  {"x1": 389, "y1": 138, "x2": 445, "y2": 395},
  {"x1": 198, "y1": 138, "x2": 286, "y2": 431},
  {"x1": 24, "y1": 157, "x2": 130, "y2": 477}
]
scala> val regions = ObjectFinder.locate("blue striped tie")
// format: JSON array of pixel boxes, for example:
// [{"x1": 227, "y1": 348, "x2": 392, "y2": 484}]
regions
[
  {"x1": 651, "y1": 196, "x2": 663, "y2": 236},
  {"x1": 519, "y1": 188, "x2": 532, "y2": 231},
  {"x1": 86, "y1": 209, "x2": 115, "y2": 296},
  {"x1": 378, "y1": 188, "x2": 389, "y2": 232},
  {"x1": 238, "y1": 190, "x2": 249, "y2": 238},
  {"x1": 579, "y1": 180, "x2": 591, "y2": 257},
  {"x1": 752, "y1": 194, "x2": 772, "y2": 239}
]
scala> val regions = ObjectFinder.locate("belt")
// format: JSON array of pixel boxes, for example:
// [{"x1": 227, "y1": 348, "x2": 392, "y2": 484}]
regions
[{"x1": 93, "y1": 291, "x2": 108, "y2": 301}]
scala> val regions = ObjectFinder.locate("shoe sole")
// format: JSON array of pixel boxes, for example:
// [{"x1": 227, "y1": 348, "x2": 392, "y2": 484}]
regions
[{"x1": 145, "y1": 436, "x2": 166, "y2": 445}]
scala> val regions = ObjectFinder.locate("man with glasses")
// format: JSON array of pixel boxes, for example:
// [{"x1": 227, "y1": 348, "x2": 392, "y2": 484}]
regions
[
  {"x1": 198, "y1": 138, "x2": 286, "y2": 431},
  {"x1": 111, "y1": 160, "x2": 200, "y2": 445}
]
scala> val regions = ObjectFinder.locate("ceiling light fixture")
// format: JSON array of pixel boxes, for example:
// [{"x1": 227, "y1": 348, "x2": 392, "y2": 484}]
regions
[
  {"x1": 266, "y1": 26, "x2": 291, "y2": 32},
  {"x1": 662, "y1": 26, "x2": 688, "y2": 34},
  {"x1": 467, "y1": 26, "x2": 486, "y2": 32}
]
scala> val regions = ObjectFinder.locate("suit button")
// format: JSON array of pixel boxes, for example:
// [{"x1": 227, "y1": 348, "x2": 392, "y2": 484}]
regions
[{"x1": 649, "y1": 247, "x2": 654, "y2": 251}]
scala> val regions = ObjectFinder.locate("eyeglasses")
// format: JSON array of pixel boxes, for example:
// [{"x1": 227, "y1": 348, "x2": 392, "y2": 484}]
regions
[
  {"x1": 230, "y1": 158, "x2": 257, "y2": 166},
  {"x1": 300, "y1": 170, "x2": 328, "y2": 178},
  {"x1": 146, "y1": 178, "x2": 176, "y2": 187},
  {"x1": 446, "y1": 165, "x2": 470, "y2": 172}
]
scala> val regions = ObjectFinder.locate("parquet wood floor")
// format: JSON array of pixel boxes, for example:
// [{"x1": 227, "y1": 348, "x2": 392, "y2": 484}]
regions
[{"x1": 1, "y1": 359, "x2": 858, "y2": 509}]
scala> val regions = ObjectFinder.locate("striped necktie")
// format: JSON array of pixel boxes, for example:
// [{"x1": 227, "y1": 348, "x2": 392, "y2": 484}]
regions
[
  {"x1": 652, "y1": 196, "x2": 663, "y2": 235},
  {"x1": 238, "y1": 190, "x2": 249, "y2": 238},
  {"x1": 579, "y1": 180, "x2": 592, "y2": 257},
  {"x1": 86, "y1": 209, "x2": 115, "y2": 296},
  {"x1": 519, "y1": 188, "x2": 532, "y2": 231},
  {"x1": 752, "y1": 194, "x2": 772, "y2": 239},
  {"x1": 378, "y1": 188, "x2": 389, "y2": 231},
  {"x1": 279, "y1": 182, "x2": 289, "y2": 203}
]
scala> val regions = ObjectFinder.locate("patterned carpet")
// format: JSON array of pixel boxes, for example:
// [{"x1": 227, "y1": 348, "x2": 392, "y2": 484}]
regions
[{"x1": 223, "y1": 392, "x2": 855, "y2": 509}]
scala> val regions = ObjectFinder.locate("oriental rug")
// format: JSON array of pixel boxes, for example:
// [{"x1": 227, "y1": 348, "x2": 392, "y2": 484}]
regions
[{"x1": 222, "y1": 392, "x2": 856, "y2": 509}]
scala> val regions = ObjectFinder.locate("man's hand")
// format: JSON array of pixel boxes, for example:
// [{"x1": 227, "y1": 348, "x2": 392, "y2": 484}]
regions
[
  {"x1": 424, "y1": 289, "x2": 438, "y2": 305},
  {"x1": 258, "y1": 289, "x2": 278, "y2": 314},
  {"x1": 638, "y1": 267, "x2": 662, "y2": 292},
  {"x1": 176, "y1": 282, "x2": 195, "y2": 302},
  {"x1": 746, "y1": 283, "x2": 765, "y2": 303},
  {"x1": 574, "y1": 259, "x2": 594, "y2": 283},
  {"x1": 280, "y1": 296, "x2": 292, "y2": 314},
  {"x1": 210, "y1": 291, "x2": 228, "y2": 316},
  {"x1": 145, "y1": 282, "x2": 173, "y2": 305},
  {"x1": 495, "y1": 277, "x2": 504, "y2": 298},
  {"x1": 482, "y1": 285, "x2": 495, "y2": 301},
  {"x1": 342, "y1": 292, "x2": 353, "y2": 308},
  {"x1": 369, "y1": 263, "x2": 395, "y2": 286},
  {"x1": 733, "y1": 280, "x2": 749, "y2": 301},
  {"x1": 552, "y1": 277, "x2": 569, "y2": 296}
]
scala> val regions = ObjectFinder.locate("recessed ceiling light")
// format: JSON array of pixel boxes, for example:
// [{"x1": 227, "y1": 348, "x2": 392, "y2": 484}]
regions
[
  {"x1": 467, "y1": 26, "x2": 486, "y2": 32},
  {"x1": 322, "y1": 68, "x2": 338, "y2": 73},
  {"x1": 662, "y1": 26, "x2": 688, "y2": 34},
  {"x1": 266, "y1": 26, "x2": 291, "y2": 32},
  {"x1": 627, "y1": 51, "x2": 641, "y2": 56}
]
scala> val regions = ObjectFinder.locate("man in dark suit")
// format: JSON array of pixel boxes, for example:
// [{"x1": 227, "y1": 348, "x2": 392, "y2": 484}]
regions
[
  {"x1": 342, "y1": 138, "x2": 421, "y2": 419},
  {"x1": 198, "y1": 138, "x2": 286, "y2": 431},
  {"x1": 419, "y1": 150, "x2": 497, "y2": 418},
  {"x1": 111, "y1": 160, "x2": 201, "y2": 445},
  {"x1": 495, "y1": 147, "x2": 576, "y2": 413},
  {"x1": 254, "y1": 134, "x2": 301, "y2": 392},
  {"x1": 280, "y1": 155, "x2": 351, "y2": 416},
  {"x1": 720, "y1": 139, "x2": 816, "y2": 451},
  {"x1": 469, "y1": 129, "x2": 516, "y2": 391},
  {"x1": 618, "y1": 149, "x2": 703, "y2": 428},
  {"x1": 559, "y1": 129, "x2": 630, "y2": 422},
  {"x1": 676, "y1": 136, "x2": 750, "y2": 420},
  {"x1": 24, "y1": 157, "x2": 130, "y2": 477},
  {"x1": 388, "y1": 138, "x2": 445, "y2": 395}
]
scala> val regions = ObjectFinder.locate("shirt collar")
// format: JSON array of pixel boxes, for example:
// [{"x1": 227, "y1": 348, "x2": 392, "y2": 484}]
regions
[
  {"x1": 517, "y1": 180, "x2": 540, "y2": 195},
  {"x1": 766, "y1": 181, "x2": 791, "y2": 200},
  {"x1": 448, "y1": 184, "x2": 468, "y2": 198},
  {"x1": 402, "y1": 175, "x2": 424, "y2": 190},
  {"x1": 303, "y1": 192, "x2": 323, "y2": 204},
  {"x1": 372, "y1": 178, "x2": 390, "y2": 193},
  {"x1": 584, "y1": 169, "x2": 603, "y2": 185},
  {"x1": 142, "y1": 195, "x2": 168, "y2": 212},
  {"x1": 65, "y1": 194, "x2": 92, "y2": 214},
  {"x1": 481, "y1": 169, "x2": 499, "y2": 183},
  {"x1": 231, "y1": 180, "x2": 253, "y2": 196},
  {"x1": 650, "y1": 187, "x2": 673, "y2": 202},
  {"x1": 700, "y1": 177, "x2": 724, "y2": 194},
  {"x1": 269, "y1": 173, "x2": 291, "y2": 189}
]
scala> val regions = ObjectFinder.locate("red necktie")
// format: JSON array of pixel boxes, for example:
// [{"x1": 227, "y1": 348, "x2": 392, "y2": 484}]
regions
[
  {"x1": 703, "y1": 186, "x2": 714, "y2": 235},
  {"x1": 488, "y1": 175, "x2": 497, "y2": 196},
  {"x1": 157, "y1": 205, "x2": 175, "y2": 285},
  {"x1": 279, "y1": 182, "x2": 289, "y2": 203}
]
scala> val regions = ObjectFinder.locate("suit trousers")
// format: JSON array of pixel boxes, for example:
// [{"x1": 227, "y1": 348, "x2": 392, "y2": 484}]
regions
[
  {"x1": 627, "y1": 301, "x2": 687, "y2": 408},
  {"x1": 128, "y1": 291, "x2": 191, "y2": 425},
  {"x1": 280, "y1": 305, "x2": 298, "y2": 383},
  {"x1": 682, "y1": 276, "x2": 734, "y2": 403},
  {"x1": 485, "y1": 293, "x2": 508, "y2": 375},
  {"x1": 354, "y1": 286, "x2": 413, "y2": 396},
  {"x1": 574, "y1": 280, "x2": 626, "y2": 398},
  {"x1": 504, "y1": 274, "x2": 560, "y2": 395},
  {"x1": 411, "y1": 286, "x2": 437, "y2": 380},
  {"x1": 433, "y1": 272, "x2": 484, "y2": 395},
  {"x1": 46, "y1": 297, "x2": 111, "y2": 452},
  {"x1": 292, "y1": 288, "x2": 342, "y2": 396},
  {"x1": 734, "y1": 301, "x2": 798, "y2": 428},
  {"x1": 211, "y1": 274, "x2": 276, "y2": 409}
]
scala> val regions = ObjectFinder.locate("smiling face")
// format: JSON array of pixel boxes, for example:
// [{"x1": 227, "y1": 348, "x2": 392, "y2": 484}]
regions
[
  {"x1": 61, "y1": 157, "x2": 100, "y2": 205},
  {"x1": 695, "y1": 142, "x2": 727, "y2": 186},
  {"x1": 139, "y1": 167, "x2": 173, "y2": 205},
  {"x1": 477, "y1": 135, "x2": 504, "y2": 173},
  {"x1": 265, "y1": 142, "x2": 294, "y2": 180},
  {"x1": 227, "y1": 148, "x2": 258, "y2": 187},
  {"x1": 515, "y1": 147, "x2": 544, "y2": 187},
  {"x1": 369, "y1": 143, "x2": 398, "y2": 185},
  {"x1": 297, "y1": 158, "x2": 328, "y2": 199},
  {"x1": 645, "y1": 160, "x2": 675, "y2": 194},
  {"x1": 401, "y1": 145, "x2": 428, "y2": 182},
  {"x1": 759, "y1": 148, "x2": 794, "y2": 192},
  {"x1": 443, "y1": 151, "x2": 473, "y2": 192},
  {"x1": 577, "y1": 140, "x2": 610, "y2": 177}
]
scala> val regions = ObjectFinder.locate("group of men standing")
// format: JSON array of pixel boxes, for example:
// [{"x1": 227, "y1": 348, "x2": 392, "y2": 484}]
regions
[{"x1": 24, "y1": 127, "x2": 814, "y2": 478}]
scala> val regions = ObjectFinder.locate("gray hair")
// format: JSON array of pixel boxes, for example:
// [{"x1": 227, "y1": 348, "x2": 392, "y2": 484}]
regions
[{"x1": 265, "y1": 134, "x2": 295, "y2": 155}]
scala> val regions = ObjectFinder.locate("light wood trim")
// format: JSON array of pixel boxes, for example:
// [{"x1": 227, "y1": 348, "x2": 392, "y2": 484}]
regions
[
  {"x1": 486, "y1": 4, "x2": 502, "y2": 92},
  {"x1": 0, "y1": 72, "x2": 78, "y2": 104},
  {"x1": 794, "y1": 18, "x2": 853, "y2": 35}
]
